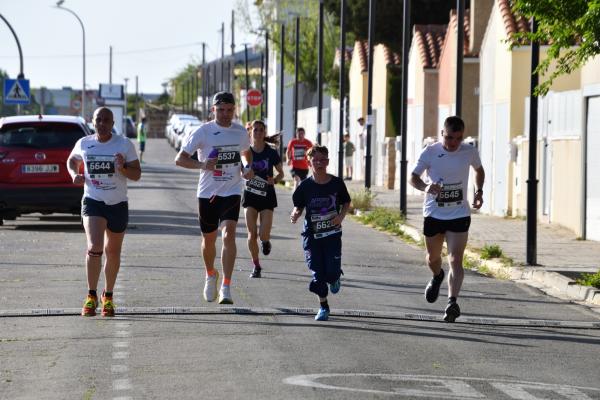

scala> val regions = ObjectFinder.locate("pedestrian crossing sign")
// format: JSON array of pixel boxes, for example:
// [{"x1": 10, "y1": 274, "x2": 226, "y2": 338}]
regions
[{"x1": 3, "y1": 78, "x2": 30, "y2": 105}]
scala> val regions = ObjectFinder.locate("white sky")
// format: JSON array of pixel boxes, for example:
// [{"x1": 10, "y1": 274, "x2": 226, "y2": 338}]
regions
[{"x1": 0, "y1": 0, "x2": 257, "y2": 94}]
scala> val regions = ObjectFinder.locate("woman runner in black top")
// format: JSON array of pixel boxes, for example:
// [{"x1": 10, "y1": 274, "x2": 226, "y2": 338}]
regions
[{"x1": 242, "y1": 120, "x2": 284, "y2": 278}]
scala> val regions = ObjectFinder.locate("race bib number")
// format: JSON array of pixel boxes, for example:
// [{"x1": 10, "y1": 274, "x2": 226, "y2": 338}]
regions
[
  {"x1": 246, "y1": 175, "x2": 268, "y2": 197},
  {"x1": 212, "y1": 145, "x2": 241, "y2": 181},
  {"x1": 86, "y1": 155, "x2": 115, "y2": 178},
  {"x1": 293, "y1": 146, "x2": 306, "y2": 160},
  {"x1": 436, "y1": 183, "x2": 463, "y2": 207},
  {"x1": 311, "y1": 210, "x2": 341, "y2": 239}
]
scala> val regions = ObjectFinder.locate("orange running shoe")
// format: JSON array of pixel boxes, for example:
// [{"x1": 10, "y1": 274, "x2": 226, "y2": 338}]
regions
[
  {"x1": 81, "y1": 295, "x2": 98, "y2": 317},
  {"x1": 101, "y1": 292, "x2": 115, "y2": 317}
]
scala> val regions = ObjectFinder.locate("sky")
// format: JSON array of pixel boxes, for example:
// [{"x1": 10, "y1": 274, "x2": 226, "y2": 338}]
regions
[{"x1": 0, "y1": 0, "x2": 258, "y2": 94}]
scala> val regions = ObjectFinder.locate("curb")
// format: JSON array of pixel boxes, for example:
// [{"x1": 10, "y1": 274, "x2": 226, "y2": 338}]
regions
[{"x1": 392, "y1": 220, "x2": 600, "y2": 308}]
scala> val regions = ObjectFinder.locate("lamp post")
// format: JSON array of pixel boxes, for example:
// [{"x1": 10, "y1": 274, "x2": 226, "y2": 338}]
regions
[{"x1": 54, "y1": 1, "x2": 86, "y2": 120}]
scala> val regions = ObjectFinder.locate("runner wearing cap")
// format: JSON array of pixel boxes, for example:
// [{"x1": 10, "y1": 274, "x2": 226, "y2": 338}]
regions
[
  {"x1": 242, "y1": 120, "x2": 284, "y2": 278},
  {"x1": 175, "y1": 91, "x2": 253, "y2": 304}
]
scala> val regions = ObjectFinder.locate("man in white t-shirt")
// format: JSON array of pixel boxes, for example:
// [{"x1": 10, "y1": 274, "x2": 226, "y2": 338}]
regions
[
  {"x1": 175, "y1": 91, "x2": 253, "y2": 304},
  {"x1": 410, "y1": 116, "x2": 485, "y2": 322},
  {"x1": 67, "y1": 107, "x2": 141, "y2": 317}
]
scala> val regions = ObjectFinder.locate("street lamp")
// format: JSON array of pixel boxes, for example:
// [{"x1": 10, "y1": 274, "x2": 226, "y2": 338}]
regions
[{"x1": 54, "y1": 0, "x2": 86, "y2": 120}]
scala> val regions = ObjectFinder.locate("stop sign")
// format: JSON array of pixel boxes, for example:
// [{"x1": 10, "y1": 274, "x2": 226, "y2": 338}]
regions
[{"x1": 247, "y1": 89, "x2": 262, "y2": 107}]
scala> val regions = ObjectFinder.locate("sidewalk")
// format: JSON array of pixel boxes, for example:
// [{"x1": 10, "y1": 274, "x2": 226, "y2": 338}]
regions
[{"x1": 344, "y1": 180, "x2": 600, "y2": 309}]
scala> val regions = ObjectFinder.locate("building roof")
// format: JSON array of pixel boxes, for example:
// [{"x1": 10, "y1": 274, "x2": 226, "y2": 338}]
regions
[
  {"x1": 413, "y1": 24, "x2": 447, "y2": 68},
  {"x1": 498, "y1": 0, "x2": 529, "y2": 37},
  {"x1": 449, "y1": 8, "x2": 472, "y2": 56},
  {"x1": 353, "y1": 40, "x2": 401, "y2": 73},
  {"x1": 333, "y1": 46, "x2": 353, "y2": 68}
]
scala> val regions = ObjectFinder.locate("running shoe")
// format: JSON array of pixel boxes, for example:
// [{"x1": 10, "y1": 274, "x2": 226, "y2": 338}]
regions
[
  {"x1": 424, "y1": 269, "x2": 445, "y2": 303},
  {"x1": 443, "y1": 302, "x2": 461, "y2": 323},
  {"x1": 314, "y1": 308, "x2": 330, "y2": 321},
  {"x1": 250, "y1": 267, "x2": 262, "y2": 278},
  {"x1": 203, "y1": 270, "x2": 219, "y2": 302},
  {"x1": 329, "y1": 278, "x2": 341, "y2": 294},
  {"x1": 218, "y1": 286, "x2": 233, "y2": 304},
  {"x1": 81, "y1": 294, "x2": 98, "y2": 317},
  {"x1": 261, "y1": 240, "x2": 272, "y2": 256},
  {"x1": 101, "y1": 292, "x2": 115, "y2": 317}
]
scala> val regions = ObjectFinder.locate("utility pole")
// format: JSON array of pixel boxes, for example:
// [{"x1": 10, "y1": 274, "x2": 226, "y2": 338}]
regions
[
  {"x1": 527, "y1": 17, "x2": 540, "y2": 265},
  {"x1": 337, "y1": 0, "x2": 346, "y2": 178},
  {"x1": 109, "y1": 45, "x2": 113, "y2": 84},
  {"x1": 244, "y1": 43, "x2": 250, "y2": 122},
  {"x1": 221, "y1": 22, "x2": 225, "y2": 91},
  {"x1": 400, "y1": 0, "x2": 411, "y2": 214},
  {"x1": 279, "y1": 22, "x2": 286, "y2": 156},
  {"x1": 317, "y1": 0, "x2": 324, "y2": 145},
  {"x1": 265, "y1": 30, "x2": 269, "y2": 124},
  {"x1": 135, "y1": 75, "x2": 139, "y2": 125},
  {"x1": 365, "y1": 0, "x2": 376, "y2": 188},
  {"x1": 456, "y1": 0, "x2": 465, "y2": 116},
  {"x1": 293, "y1": 15, "x2": 300, "y2": 135}
]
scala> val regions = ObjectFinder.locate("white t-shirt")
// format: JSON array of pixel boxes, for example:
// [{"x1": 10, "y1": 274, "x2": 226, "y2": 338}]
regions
[
  {"x1": 182, "y1": 120, "x2": 251, "y2": 198},
  {"x1": 412, "y1": 142, "x2": 482, "y2": 219},
  {"x1": 69, "y1": 134, "x2": 138, "y2": 205}
]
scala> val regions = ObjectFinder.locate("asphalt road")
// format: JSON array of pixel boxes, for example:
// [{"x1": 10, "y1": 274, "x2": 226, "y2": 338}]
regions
[{"x1": 1, "y1": 138, "x2": 599, "y2": 400}]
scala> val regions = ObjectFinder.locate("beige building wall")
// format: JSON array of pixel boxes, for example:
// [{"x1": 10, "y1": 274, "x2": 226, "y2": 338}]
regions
[
  {"x1": 462, "y1": 60, "x2": 480, "y2": 139},
  {"x1": 423, "y1": 70, "x2": 439, "y2": 137},
  {"x1": 550, "y1": 138, "x2": 583, "y2": 235},
  {"x1": 349, "y1": 43, "x2": 367, "y2": 118},
  {"x1": 581, "y1": 55, "x2": 600, "y2": 84}
]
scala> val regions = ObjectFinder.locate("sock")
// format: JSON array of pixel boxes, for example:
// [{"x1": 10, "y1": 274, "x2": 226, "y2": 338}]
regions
[
  {"x1": 88, "y1": 290, "x2": 97, "y2": 298},
  {"x1": 103, "y1": 291, "x2": 113, "y2": 298},
  {"x1": 433, "y1": 270, "x2": 444, "y2": 282},
  {"x1": 448, "y1": 297, "x2": 457, "y2": 304},
  {"x1": 320, "y1": 300, "x2": 330, "y2": 311},
  {"x1": 223, "y1": 277, "x2": 231, "y2": 287},
  {"x1": 253, "y1": 259, "x2": 261, "y2": 269},
  {"x1": 206, "y1": 268, "x2": 217, "y2": 277}
]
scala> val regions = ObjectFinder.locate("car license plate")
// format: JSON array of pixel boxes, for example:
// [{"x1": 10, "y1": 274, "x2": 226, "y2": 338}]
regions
[{"x1": 22, "y1": 164, "x2": 60, "y2": 173}]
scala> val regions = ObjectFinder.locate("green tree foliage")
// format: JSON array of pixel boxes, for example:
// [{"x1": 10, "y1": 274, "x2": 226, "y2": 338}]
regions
[
  {"x1": 511, "y1": 0, "x2": 600, "y2": 95},
  {"x1": 237, "y1": 0, "x2": 339, "y2": 96}
]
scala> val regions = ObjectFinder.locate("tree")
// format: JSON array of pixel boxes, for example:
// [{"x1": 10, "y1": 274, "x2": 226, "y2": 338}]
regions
[{"x1": 511, "y1": 0, "x2": 600, "y2": 95}]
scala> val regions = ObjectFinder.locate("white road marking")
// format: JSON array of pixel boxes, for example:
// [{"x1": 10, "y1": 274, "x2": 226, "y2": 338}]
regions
[
  {"x1": 111, "y1": 365, "x2": 129, "y2": 373},
  {"x1": 284, "y1": 374, "x2": 600, "y2": 399},
  {"x1": 112, "y1": 351, "x2": 129, "y2": 360},
  {"x1": 112, "y1": 378, "x2": 132, "y2": 391},
  {"x1": 113, "y1": 342, "x2": 129, "y2": 348}
]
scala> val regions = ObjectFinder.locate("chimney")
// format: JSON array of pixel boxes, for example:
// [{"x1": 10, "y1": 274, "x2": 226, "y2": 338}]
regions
[{"x1": 470, "y1": 0, "x2": 495, "y2": 54}]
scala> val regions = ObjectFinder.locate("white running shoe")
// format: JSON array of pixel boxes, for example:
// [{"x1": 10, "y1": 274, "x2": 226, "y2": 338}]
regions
[
  {"x1": 203, "y1": 271, "x2": 219, "y2": 302},
  {"x1": 218, "y1": 285, "x2": 233, "y2": 304}
]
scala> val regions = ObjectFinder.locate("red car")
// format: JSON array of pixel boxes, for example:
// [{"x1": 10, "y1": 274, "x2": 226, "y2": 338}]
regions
[{"x1": 0, "y1": 115, "x2": 92, "y2": 225}]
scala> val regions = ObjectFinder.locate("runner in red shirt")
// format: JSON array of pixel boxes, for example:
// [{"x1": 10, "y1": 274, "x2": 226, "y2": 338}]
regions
[{"x1": 286, "y1": 127, "x2": 313, "y2": 190}]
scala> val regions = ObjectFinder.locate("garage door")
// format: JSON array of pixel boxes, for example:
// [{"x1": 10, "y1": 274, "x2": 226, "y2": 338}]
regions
[{"x1": 586, "y1": 96, "x2": 600, "y2": 240}]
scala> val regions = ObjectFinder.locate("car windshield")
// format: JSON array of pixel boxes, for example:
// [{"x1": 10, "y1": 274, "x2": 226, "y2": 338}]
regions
[{"x1": 0, "y1": 122, "x2": 86, "y2": 149}]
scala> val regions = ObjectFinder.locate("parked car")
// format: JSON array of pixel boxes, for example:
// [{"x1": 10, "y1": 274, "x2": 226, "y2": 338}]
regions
[
  {"x1": 124, "y1": 116, "x2": 136, "y2": 138},
  {"x1": 176, "y1": 120, "x2": 202, "y2": 150},
  {"x1": 0, "y1": 115, "x2": 92, "y2": 225},
  {"x1": 165, "y1": 114, "x2": 200, "y2": 148}
]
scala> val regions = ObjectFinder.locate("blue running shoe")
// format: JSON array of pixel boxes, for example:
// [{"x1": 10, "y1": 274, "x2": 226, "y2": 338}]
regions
[
  {"x1": 329, "y1": 278, "x2": 341, "y2": 294},
  {"x1": 314, "y1": 308, "x2": 329, "y2": 321}
]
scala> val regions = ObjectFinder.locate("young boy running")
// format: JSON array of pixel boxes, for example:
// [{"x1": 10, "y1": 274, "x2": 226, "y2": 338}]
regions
[{"x1": 290, "y1": 145, "x2": 351, "y2": 321}]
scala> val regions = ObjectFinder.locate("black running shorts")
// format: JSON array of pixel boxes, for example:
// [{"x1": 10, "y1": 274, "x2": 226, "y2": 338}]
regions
[
  {"x1": 242, "y1": 187, "x2": 277, "y2": 212},
  {"x1": 198, "y1": 195, "x2": 241, "y2": 233},
  {"x1": 423, "y1": 216, "x2": 471, "y2": 237},
  {"x1": 81, "y1": 197, "x2": 129, "y2": 233},
  {"x1": 290, "y1": 168, "x2": 309, "y2": 180}
]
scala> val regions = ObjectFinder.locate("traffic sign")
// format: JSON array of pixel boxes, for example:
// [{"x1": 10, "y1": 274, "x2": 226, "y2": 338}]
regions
[
  {"x1": 247, "y1": 89, "x2": 262, "y2": 107},
  {"x1": 3, "y1": 78, "x2": 30, "y2": 105}
]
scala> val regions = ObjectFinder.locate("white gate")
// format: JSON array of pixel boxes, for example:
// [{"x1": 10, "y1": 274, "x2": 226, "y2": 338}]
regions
[{"x1": 586, "y1": 96, "x2": 600, "y2": 240}]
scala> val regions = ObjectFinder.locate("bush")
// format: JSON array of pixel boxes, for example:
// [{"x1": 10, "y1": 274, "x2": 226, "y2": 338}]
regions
[
  {"x1": 350, "y1": 188, "x2": 377, "y2": 211},
  {"x1": 575, "y1": 270, "x2": 600, "y2": 289},
  {"x1": 480, "y1": 244, "x2": 503, "y2": 259}
]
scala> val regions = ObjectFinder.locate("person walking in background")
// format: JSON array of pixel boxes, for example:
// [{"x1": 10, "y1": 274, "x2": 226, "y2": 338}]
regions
[
  {"x1": 67, "y1": 107, "x2": 141, "y2": 317},
  {"x1": 409, "y1": 116, "x2": 485, "y2": 323},
  {"x1": 290, "y1": 145, "x2": 351, "y2": 321},
  {"x1": 343, "y1": 133, "x2": 355, "y2": 180},
  {"x1": 242, "y1": 120, "x2": 284, "y2": 278},
  {"x1": 175, "y1": 91, "x2": 253, "y2": 305},
  {"x1": 286, "y1": 127, "x2": 312, "y2": 190},
  {"x1": 137, "y1": 116, "x2": 147, "y2": 163}
]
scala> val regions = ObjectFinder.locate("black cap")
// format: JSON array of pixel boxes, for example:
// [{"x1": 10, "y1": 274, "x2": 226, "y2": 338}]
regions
[{"x1": 212, "y1": 91, "x2": 235, "y2": 106}]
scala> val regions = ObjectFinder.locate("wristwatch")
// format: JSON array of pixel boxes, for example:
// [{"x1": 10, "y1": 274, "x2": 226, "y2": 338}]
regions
[{"x1": 474, "y1": 189, "x2": 483, "y2": 195}]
